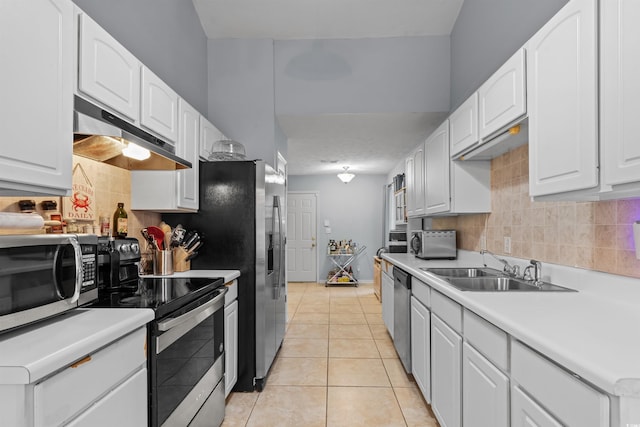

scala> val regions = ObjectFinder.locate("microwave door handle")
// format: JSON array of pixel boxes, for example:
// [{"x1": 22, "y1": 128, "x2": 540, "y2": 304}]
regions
[{"x1": 69, "y1": 236, "x2": 83, "y2": 304}]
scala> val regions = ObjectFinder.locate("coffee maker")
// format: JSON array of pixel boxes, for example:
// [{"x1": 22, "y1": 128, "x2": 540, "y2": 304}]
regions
[{"x1": 97, "y1": 237, "x2": 141, "y2": 290}]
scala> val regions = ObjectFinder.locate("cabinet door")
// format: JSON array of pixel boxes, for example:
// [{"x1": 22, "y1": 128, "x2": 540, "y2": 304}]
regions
[
  {"x1": 78, "y1": 13, "x2": 140, "y2": 122},
  {"x1": 407, "y1": 144, "x2": 425, "y2": 218},
  {"x1": 405, "y1": 155, "x2": 415, "y2": 217},
  {"x1": 410, "y1": 296, "x2": 431, "y2": 402},
  {"x1": 66, "y1": 368, "x2": 147, "y2": 427},
  {"x1": 449, "y1": 93, "x2": 479, "y2": 157},
  {"x1": 601, "y1": 0, "x2": 640, "y2": 187},
  {"x1": 527, "y1": 0, "x2": 598, "y2": 197},
  {"x1": 177, "y1": 99, "x2": 199, "y2": 211},
  {"x1": 141, "y1": 66, "x2": 178, "y2": 143},
  {"x1": 0, "y1": 0, "x2": 73, "y2": 196},
  {"x1": 381, "y1": 272, "x2": 394, "y2": 338},
  {"x1": 511, "y1": 385, "x2": 562, "y2": 427},
  {"x1": 424, "y1": 120, "x2": 451, "y2": 215},
  {"x1": 479, "y1": 48, "x2": 526, "y2": 139},
  {"x1": 431, "y1": 314, "x2": 462, "y2": 427},
  {"x1": 200, "y1": 117, "x2": 225, "y2": 160},
  {"x1": 462, "y1": 343, "x2": 509, "y2": 427},
  {"x1": 224, "y1": 299, "x2": 238, "y2": 397}
]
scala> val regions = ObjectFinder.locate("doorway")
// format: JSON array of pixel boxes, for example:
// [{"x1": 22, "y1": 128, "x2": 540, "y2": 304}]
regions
[{"x1": 287, "y1": 192, "x2": 317, "y2": 282}]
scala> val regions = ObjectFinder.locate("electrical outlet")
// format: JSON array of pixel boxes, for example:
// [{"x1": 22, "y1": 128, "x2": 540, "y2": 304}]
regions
[
  {"x1": 504, "y1": 237, "x2": 511, "y2": 254},
  {"x1": 480, "y1": 234, "x2": 487, "y2": 250}
]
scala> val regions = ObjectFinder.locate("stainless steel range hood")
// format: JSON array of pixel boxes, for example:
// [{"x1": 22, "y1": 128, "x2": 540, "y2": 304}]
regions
[{"x1": 73, "y1": 96, "x2": 191, "y2": 170}]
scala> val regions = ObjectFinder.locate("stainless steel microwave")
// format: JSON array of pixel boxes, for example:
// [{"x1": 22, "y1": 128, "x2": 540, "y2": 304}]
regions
[
  {"x1": 0, "y1": 234, "x2": 97, "y2": 334},
  {"x1": 410, "y1": 230, "x2": 457, "y2": 260}
]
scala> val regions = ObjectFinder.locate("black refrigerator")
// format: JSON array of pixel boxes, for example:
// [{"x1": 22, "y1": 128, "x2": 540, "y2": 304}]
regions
[{"x1": 163, "y1": 160, "x2": 286, "y2": 391}]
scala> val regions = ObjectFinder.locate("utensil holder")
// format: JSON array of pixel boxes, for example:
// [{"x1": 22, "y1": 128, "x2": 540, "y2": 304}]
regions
[
  {"x1": 153, "y1": 250, "x2": 174, "y2": 275},
  {"x1": 173, "y1": 246, "x2": 191, "y2": 272}
]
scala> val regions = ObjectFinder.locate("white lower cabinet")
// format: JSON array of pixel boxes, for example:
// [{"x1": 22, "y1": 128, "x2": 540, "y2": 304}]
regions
[
  {"x1": 462, "y1": 342, "x2": 509, "y2": 427},
  {"x1": 511, "y1": 340, "x2": 609, "y2": 427},
  {"x1": 431, "y1": 314, "x2": 462, "y2": 427},
  {"x1": 33, "y1": 327, "x2": 148, "y2": 427},
  {"x1": 382, "y1": 270, "x2": 394, "y2": 338},
  {"x1": 512, "y1": 385, "x2": 563, "y2": 427},
  {"x1": 410, "y1": 296, "x2": 431, "y2": 402},
  {"x1": 224, "y1": 298, "x2": 238, "y2": 397},
  {"x1": 66, "y1": 367, "x2": 147, "y2": 427}
]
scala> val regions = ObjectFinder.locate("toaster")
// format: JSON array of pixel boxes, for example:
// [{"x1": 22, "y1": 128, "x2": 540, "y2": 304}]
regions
[{"x1": 410, "y1": 230, "x2": 457, "y2": 260}]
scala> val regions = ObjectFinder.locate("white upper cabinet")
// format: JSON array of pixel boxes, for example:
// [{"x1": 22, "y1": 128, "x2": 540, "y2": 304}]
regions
[
  {"x1": 424, "y1": 121, "x2": 451, "y2": 215},
  {"x1": 406, "y1": 143, "x2": 425, "y2": 217},
  {"x1": 176, "y1": 99, "x2": 200, "y2": 210},
  {"x1": 424, "y1": 120, "x2": 491, "y2": 216},
  {"x1": 478, "y1": 48, "x2": 526, "y2": 139},
  {"x1": 449, "y1": 93, "x2": 479, "y2": 157},
  {"x1": 527, "y1": 0, "x2": 598, "y2": 197},
  {"x1": 601, "y1": 0, "x2": 640, "y2": 189},
  {"x1": 131, "y1": 98, "x2": 199, "y2": 212},
  {"x1": 0, "y1": 0, "x2": 73, "y2": 196},
  {"x1": 141, "y1": 66, "x2": 179, "y2": 144},
  {"x1": 200, "y1": 117, "x2": 225, "y2": 160},
  {"x1": 77, "y1": 13, "x2": 140, "y2": 122}
]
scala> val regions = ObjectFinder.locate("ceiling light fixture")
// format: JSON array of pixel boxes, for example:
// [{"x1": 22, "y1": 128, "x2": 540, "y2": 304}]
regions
[
  {"x1": 337, "y1": 166, "x2": 355, "y2": 184},
  {"x1": 122, "y1": 142, "x2": 151, "y2": 160}
]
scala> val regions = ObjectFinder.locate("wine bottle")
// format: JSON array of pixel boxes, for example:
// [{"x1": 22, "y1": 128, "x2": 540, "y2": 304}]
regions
[{"x1": 112, "y1": 202, "x2": 128, "y2": 237}]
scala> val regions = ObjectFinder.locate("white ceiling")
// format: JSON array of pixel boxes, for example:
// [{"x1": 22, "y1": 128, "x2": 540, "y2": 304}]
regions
[{"x1": 193, "y1": 0, "x2": 463, "y2": 176}]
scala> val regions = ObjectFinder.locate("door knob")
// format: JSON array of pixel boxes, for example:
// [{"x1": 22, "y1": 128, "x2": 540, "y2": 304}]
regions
[{"x1": 311, "y1": 243, "x2": 316, "y2": 248}]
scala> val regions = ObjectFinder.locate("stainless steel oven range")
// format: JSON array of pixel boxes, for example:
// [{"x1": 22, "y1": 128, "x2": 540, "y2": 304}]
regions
[{"x1": 92, "y1": 276, "x2": 227, "y2": 427}]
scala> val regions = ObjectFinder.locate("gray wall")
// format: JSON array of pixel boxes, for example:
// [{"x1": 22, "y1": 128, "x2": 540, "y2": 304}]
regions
[
  {"x1": 288, "y1": 174, "x2": 387, "y2": 282},
  {"x1": 207, "y1": 39, "x2": 277, "y2": 167},
  {"x1": 450, "y1": 0, "x2": 568, "y2": 110},
  {"x1": 274, "y1": 37, "x2": 450, "y2": 114},
  {"x1": 72, "y1": 0, "x2": 209, "y2": 115}
]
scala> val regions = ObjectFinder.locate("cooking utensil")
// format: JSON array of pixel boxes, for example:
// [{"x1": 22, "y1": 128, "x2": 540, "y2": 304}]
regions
[
  {"x1": 183, "y1": 232, "x2": 200, "y2": 251},
  {"x1": 186, "y1": 240, "x2": 202, "y2": 254},
  {"x1": 147, "y1": 226, "x2": 166, "y2": 250},
  {"x1": 141, "y1": 228, "x2": 157, "y2": 250},
  {"x1": 170, "y1": 224, "x2": 186, "y2": 248}
]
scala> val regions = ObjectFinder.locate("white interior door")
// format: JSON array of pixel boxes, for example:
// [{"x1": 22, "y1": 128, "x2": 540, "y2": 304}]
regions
[{"x1": 287, "y1": 192, "x2": 317, "y2": 282}]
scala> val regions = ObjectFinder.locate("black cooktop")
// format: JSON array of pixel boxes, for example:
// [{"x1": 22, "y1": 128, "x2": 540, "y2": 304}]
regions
[{"x1": 91, "y1": 277, "x2": 225, "y2": 319}]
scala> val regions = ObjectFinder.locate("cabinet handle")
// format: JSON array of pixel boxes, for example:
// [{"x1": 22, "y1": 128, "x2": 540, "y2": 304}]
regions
[{"x1": 70, "y1": 355, "x2": 92, "y2": 368}]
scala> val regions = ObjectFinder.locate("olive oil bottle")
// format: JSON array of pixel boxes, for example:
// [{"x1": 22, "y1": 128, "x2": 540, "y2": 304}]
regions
[{"x1": 112, "y1": 202, "x2": 128, "y2": 237}]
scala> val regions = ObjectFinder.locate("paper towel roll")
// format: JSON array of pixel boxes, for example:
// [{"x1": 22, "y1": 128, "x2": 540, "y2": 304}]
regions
[{"x1": 0, "y1": 212, "x2": 45, "y2": 229}]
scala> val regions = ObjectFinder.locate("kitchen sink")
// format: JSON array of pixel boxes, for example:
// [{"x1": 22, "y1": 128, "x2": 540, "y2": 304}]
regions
[
  {"x1": 423, "y1": 267, "x2": 576, "y2": 292},
  {"x1": 421, "y1": 267, "x2": 504, "y2": 278}
]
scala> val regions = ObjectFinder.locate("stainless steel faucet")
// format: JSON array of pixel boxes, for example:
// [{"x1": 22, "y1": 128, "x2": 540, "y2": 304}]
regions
[
  {"x1": 480, "y1": 249, "x2": 520, "y2": 277},
  {"x1": 523, "y1": 259, "x2": 543, "y2": 286}
]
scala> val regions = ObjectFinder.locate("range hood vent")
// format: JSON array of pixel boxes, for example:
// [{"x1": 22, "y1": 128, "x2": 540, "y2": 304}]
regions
[
  {"x1": 73, "y1": 96, "x2": 191, "y2": 171},
  {"x1": 455, "y1": 118, "x2": 529, "y2": 161}
]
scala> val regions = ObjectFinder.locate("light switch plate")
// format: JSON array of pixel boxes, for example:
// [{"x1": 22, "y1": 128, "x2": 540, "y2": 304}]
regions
[
  {"x1": 504, "y1": 236, "x2": 511, "y2": 254},
  {"x1": 634, "y1": 222, "x2": 640, "y2": 259}
]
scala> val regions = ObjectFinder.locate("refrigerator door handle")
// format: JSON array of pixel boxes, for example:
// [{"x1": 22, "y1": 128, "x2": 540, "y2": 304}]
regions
[{"x1": 273, "y1": 195, "x2": 284, "y2": 300}]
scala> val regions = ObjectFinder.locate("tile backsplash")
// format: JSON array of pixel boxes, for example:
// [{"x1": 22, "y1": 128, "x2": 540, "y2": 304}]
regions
[
  {"x1": 0, "y1": 155, "x2": 160, "y2": 240},
  {"x1": 433, "y1": 144, "x2": 640, "y2": 279}
]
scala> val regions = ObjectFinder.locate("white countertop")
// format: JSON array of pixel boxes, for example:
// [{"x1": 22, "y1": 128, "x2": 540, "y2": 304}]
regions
[
  {"x1": 382, "y1": 251, "x2": 640, "y2": 398},
  {"x1": 142, "y1": 269, "x2": 240, "y2": 284},
  {"x1": 0, "y1": 308, "x2": 153, "y2": 385}
]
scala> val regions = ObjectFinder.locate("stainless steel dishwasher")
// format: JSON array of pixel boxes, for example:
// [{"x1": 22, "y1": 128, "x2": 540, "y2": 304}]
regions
[{"x1": 393, "y1": 266, "x2": 411, "y2": 373}]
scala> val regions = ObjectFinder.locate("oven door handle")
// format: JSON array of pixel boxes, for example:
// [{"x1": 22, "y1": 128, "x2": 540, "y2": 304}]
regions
[{"x1": 157, "y1": 288, "x2": 227, "y2": 332}]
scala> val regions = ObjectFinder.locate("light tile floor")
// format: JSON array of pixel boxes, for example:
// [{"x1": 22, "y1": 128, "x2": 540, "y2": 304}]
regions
[{"x1": 222, "y1": 282, "x2": 440, "y2": 427}]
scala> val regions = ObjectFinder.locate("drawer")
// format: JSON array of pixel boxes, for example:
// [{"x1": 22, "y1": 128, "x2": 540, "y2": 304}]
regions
[
  {"x1": 431, "y1": 290, "x2": 462, "y2": 333},
  {"x1": 463, "y1": 310, "x2": 508, "y2": 371},
  {"x1": 225, "y1": 279, "x2": 238, "y2": 305},
  {"x1": 412, "y1": 277, "x2": 431, "y2": 308},
  {"x1": 511, "y1": 340, "x2": 609, "y2": 427},
  {"x1": 34, "y1": 327, "x2": 147, "y2": 427}
]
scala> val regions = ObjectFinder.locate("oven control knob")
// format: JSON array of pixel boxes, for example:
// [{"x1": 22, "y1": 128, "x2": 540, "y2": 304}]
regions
[
  {"x1": 121, "y1": 244, "x2": 130, "y2": 253},
  {"x1": 131, "y1": 243, "x2": 140, "y2": 254}
]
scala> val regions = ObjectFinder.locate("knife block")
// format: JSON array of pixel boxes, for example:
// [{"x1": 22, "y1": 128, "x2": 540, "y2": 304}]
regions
[{"x1": 173, "y1": 246, "x2": 191, "y2": 272}]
